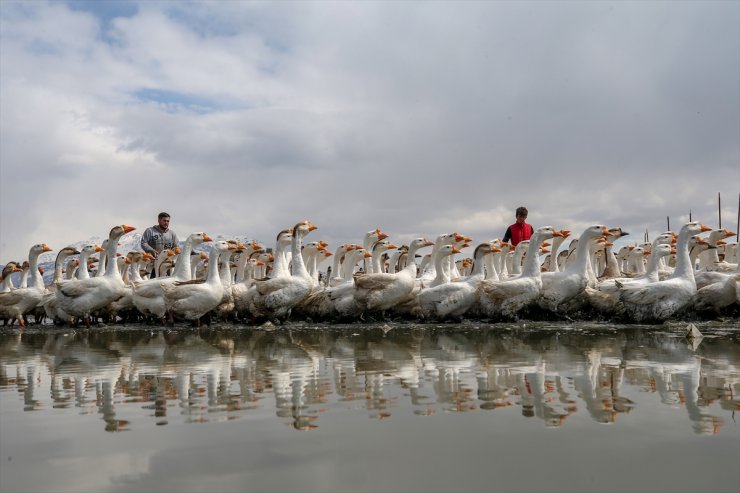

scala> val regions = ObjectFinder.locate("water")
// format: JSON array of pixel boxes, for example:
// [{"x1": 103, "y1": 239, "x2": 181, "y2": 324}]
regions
[{"x1": 1, "y1": 321, "x2": 738, "y2": 493}]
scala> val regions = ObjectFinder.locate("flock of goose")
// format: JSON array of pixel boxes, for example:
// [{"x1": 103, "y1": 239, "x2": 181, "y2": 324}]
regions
[{"x1": 0, "y1": 219, "x2": 738, "y2": 328}]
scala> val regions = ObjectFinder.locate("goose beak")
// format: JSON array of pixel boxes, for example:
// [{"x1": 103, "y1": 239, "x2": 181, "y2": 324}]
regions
[
  {"x1": 452, "y1": 246, "x2": 462, "y2": 254},
  {"x1": 387, "y1": 243, "x2": 398, "y2": 249},
  {"x1": 377, "y1": 229, "x2": 388, "y2": 240},
  {"x1": 364, "y1": 252, "x2": 373, "y2": 258},
  {"x1": 203, "y1": 234, "x2": 213, "y2": 242},
  {"x1": 307, "y1": 221, "x2": 317, "y2": 231},
  {"x1": 699, "y1": 223, "x2": 712, "y2": 233},
  {"x1": 602, "y1": 227, "x2": 612, "y2": 236},
  {"x1": 42, "y1": 244, "x2": 53, "y2": 252},
  {"x1": 95, "y1": 245, "x2": 104, "y2": 252},
  {"x1": 122, "y1": 225, "x2": 136, "y2": 233}
]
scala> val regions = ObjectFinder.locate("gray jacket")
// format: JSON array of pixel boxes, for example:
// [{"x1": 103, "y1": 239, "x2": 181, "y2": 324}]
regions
[{"x1": 141, "y1": 226, "x2": 179, "y2": 256}]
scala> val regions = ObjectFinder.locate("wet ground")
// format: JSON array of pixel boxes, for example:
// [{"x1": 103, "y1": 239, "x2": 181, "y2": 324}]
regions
[{"x1": 1, "y1": 320, "x2": 738, "y2": 493}]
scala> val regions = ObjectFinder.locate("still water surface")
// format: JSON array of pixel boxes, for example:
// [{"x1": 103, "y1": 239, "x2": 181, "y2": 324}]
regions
[{"x1": 0, "y1": 321, "x2": 738, "y2": 493}]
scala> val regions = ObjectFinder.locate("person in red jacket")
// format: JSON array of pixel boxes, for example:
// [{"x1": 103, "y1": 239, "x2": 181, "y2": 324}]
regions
[{"x1": 502, "y1": 206, "x2": 534, "y2": 246}]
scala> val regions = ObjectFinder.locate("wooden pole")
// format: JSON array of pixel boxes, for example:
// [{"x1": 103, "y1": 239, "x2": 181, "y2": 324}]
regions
[
  {"x1": 667, "y1": 216, "x2": 670, "y2": 231},
  {"x1": 689, "y1": 209, "x2": 692, "y2": 222},
  {"x1": 718, "y1": 192, "x2": 722, "y2": 229},
  {"x1": 736, "y1": 193, "x2": 739, "y2": 241}
]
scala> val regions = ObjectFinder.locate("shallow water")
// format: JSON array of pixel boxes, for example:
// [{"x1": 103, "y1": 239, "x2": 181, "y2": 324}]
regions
[{"x1": 1, "y1": 320, "x2": 738, "y2": 493}]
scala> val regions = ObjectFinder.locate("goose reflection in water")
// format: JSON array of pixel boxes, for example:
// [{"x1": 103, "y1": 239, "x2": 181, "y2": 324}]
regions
[{"x1": 0, "y1": 324, "x2": 738, "y2": 435}]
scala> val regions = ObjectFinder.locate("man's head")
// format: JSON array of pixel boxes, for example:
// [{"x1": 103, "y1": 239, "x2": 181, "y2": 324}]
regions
[
  {"x1": 515, "y1": 206, "x2": 528, "y2": 224},
  {"x1": 158, "y1": 212, "x2": 171, "y2": 230}
]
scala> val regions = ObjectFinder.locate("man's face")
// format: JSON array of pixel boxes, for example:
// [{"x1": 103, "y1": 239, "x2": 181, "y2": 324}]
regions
[
  {"x1": 516, "y1": 214, "x2": 527, "y2": 224},
  {"x1": 159, "y1": 216, "x2": 170, "y2": 229}
]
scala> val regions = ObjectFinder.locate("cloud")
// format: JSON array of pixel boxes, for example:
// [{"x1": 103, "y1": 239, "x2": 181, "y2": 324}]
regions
[{"x1": 1, "y1": 0, "x2": 738, "y2": 262}]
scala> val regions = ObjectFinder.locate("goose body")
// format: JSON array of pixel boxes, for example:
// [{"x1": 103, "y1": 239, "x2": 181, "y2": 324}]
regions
[
  {"x1": 56, "y1": 226, "x2": 135, "y2": 321},
  {"x1": 248, "y1": 221, "x2": 317, "y2": 320},
  {"x1": 538, "y1": 226, "x2": 611, "y2": 312},
  {"x1": 160, "y1": 241, "x2": 235, "y2": 321},
  {"x1": 419, "y1": 243, "x2": 493, "y2": 320},
  {"x1": 132, "y1": 232, "x2": 212, "y2": 319},
  {"x1": 0, "y1": 244, "x2": 53, "y2": 326},
  {"x1": 618, "y1": 222, "x2": 712, "y2": 322},
  {"x1": 354, "y1": 238, "x2": 433, "y2": 313},
  {"x1": 481, "y1": 227, "x2": 559, "y2": 317}
]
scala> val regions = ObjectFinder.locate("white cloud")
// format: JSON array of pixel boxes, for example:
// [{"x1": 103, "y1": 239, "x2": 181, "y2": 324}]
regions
[{"x1": 1, "y1": 0, "x2": 738, "y2": 262}]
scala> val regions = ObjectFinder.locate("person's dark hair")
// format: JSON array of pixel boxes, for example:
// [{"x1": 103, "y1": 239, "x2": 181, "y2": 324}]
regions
[
  {"x1": 515, "y1": 206, "x2": 528, "y2": 217},
  {"x1": 158, "y1": 212, "x2": 171, "y2": 220}
]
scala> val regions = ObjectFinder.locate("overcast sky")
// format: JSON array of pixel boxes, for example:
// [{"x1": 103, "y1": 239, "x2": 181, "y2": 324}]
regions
[{"x1": 1, "y1": 0, "x2": 738, "y2": 262}]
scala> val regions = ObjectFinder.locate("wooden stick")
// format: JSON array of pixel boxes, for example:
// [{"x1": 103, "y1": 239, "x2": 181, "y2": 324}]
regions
[{"x1": 718, "y1": 191, "x2": 722, "y2": 229}]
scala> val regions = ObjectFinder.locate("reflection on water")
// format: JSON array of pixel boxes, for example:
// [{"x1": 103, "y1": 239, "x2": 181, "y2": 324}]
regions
[{"x1": 1, "y1": 322, "x2": 738, "y2": 435}]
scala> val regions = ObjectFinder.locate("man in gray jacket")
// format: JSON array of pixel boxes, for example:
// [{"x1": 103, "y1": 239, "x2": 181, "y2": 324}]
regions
[{"x1": 141, "y1": 212, "x2": 179, "y2": 277}]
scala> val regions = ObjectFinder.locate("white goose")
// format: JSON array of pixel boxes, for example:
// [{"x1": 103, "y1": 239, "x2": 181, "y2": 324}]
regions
[
  {"x1": 132, "y1": 232, "x2": 212, "y2": 321},
  {"x1": 419, "y1": 242, "x2": 495, "y2": 320},
  {"x1": 353, "y1": 237, "x2": 433, "y2": 314},
  {"x1": 538, "y1": 225, "x2": 611, "y2": 312},
  {"x1": 480, "y1": 227, "x2": 560, "y2": 318},
  {"x1": 77, "y1": 244, "x2": 102, "y2": 280},
  {"x1": 56, "y1": 225, "x2": 135, "y2": 325},
  {"x1": 160, "y1": 240, "x2": 236, "y2": 325},
  {"x1": 0, "y1": 244, "x2": 53, "y2": 327},
  {"x1": 0, "y1": 262, "x2": 22, "y2": 292},
  {"x1": 618, "y1": 221, "x2": 712, "y2": 322},
  {"x1": 248, "y1": 221, "x2": 317, "y2": 321},
  {"x1": 40, "y1": 247, "x2": 80, "y2": 324}
]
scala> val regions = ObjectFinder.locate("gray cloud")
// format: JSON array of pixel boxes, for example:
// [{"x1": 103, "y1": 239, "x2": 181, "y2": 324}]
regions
[{"x1": 1, "y1": 1, "x2": 738, "y2": 262}]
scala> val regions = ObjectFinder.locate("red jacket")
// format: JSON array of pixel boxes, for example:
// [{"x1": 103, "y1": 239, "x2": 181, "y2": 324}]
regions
[{"x1": 504, "y1": 222, "x2": 533, "y2": 246}]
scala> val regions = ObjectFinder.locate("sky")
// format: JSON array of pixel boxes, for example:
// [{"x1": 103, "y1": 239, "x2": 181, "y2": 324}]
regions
[{"x1": 1, "y1": 0, "x2": 739, "y2": 262}]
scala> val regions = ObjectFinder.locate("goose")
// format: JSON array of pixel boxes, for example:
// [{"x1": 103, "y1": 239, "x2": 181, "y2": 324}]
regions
[
  {"x1": 17, "y1": 261, "x2": 30, "y2": 289},
  {"x1": 160, "y1": 240, "x2": 237, "y2": 326},
  {"x1": 0, "y1": 262, "x2": 22, "y2": 292},
  {"x1": 538, "y1": 225, "x2": 611, "y2": 312},
  {"x1": 586, "y1": 244, "x2": 676, "y2": 315},
  {"x1": 247, "y1": 221, "x2": 317, "y2": 321},
  {"x1": 618, "y1": 221, "x2": 712, "y2": 322},
  {"x1": 191, "y1": 251, "x2": 209, "y2": 280},
  {"x1": 56, "y1": 225, "x2": 135, "y2": 325},
  {"x1": 362, "y1": 228, "x2": 389, "y2": 273},
  {"x1": 301, "y1": 247, "x2": 372, "y2": 321},
  {"x1": 698, "y1": 229, "x2": 737, "y2": 272},
  {"x1": 353, "y1": 237, "x2": 433, "y2": 315},
  {"x1": 480, "y1": 227, "x2": 560, "y2": 318},
  {"x1": 76, "y1": 244, "x2": 102, "y2": 280},
  {"x1": 66, "y1": 259, "x2": 81, "y2": 280},
  {"x1": 544, "y1": 230, "x2": 571, "y2": 272},
  {"x1": 419, "y1": 242, "x2": 496, "y2": 320},
  {"x1": 692, "y1": 270, "x2": 739, "y2": 313},
  {"x1": 270, "y1": 229, "x2": 294, "y2": 279},
  {"x1": 369, "y1": 239, "x2": 397, "y2": 274},
  {"x1": 599, "y1": 244, "x2": 675, "y2": 290},
  {"x1": 420, "y1": 233, "x2": 465, "y2": 285},
  {"x1": 132, "y1": 232, "x2": 212, "y2": 321},
  {"x1": 40, "y1": 247, "x2": 80, "y2": 323},
  {"x1": 0, "y1": 243, "x2": 53, "y2": 327},
  {"x1": 327, "y1": 244, "x2": 355, "y2": 286}
]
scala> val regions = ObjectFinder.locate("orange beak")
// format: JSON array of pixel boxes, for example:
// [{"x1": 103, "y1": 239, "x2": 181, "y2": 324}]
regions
[
  {"x1": 203, "y1": 234, "x2": 213, "y2": 242},
  {"x1": 123, "y1": 225, "x2": 136, "y2": 233},
  {"x1": 452, "y1": 246, "x2": 462, "y2": 254},
  {"x1": 377, "y1": 229, "x2": 388, "y2": 240},
  {"x1": 699, "y1": 223, "x2": 712, "y2": 233}
]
